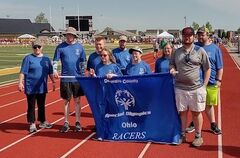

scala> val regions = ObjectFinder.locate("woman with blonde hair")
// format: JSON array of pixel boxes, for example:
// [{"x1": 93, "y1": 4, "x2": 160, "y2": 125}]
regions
[
  {"x1": 155, "y1": 42, "x2": 174, "y2": 73},
  {"x1": 89, "y1": 48, "x2": 122, "y2": 78}
]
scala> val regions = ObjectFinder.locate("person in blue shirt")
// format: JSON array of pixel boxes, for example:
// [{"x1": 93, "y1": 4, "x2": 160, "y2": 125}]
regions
[
  {"x1": 53, "y1": 27, "x2": 86, "y2": 133},
  {"x1": 112, "y1": 35, "x2": 131, "y2": 73},
  {"x1": 124, "y1": 46, "x2": 152, "y2": 75},
  {"x1": 89, "y1": 48, "x2": 122, "y2": 78},
  {"x1": 186, "y1": 27, "x2": 223, "y2": 135},
  {"x1": 18, "y1": 39, "x2": 55, "y2": 133},
  {"x1": 155, "y1": 42, "x2": 173, "y2": 73},
  {"x1": 86, "y1": 36, "x2": 106, "y2": 74}
]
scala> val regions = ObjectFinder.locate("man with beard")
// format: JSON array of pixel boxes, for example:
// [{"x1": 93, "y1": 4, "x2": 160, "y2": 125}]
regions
[
  {"x1": 112, "y1": 35, "x2": 131, "y2": 73},
  {"x1": 170, "y1": 27, "x2": 211, "y2": 147}
]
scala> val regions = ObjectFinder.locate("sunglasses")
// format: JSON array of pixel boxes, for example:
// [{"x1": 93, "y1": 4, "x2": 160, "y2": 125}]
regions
[
  {"x1": 33, "y1": 45, "x2": 41, "y2": 49},
  {"x1": 100, "y1": 54, "x2": 108, "y2": 57},
  {"x1": 185, "y1": 54, "x2": 190, "y2": 63}
]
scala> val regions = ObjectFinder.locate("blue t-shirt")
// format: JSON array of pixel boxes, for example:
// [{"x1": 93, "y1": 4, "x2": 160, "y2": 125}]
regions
[
  {"x1": 20, "y1": 54, "x2": 53, "y2": 94},
  {"x1": 125, "y1": 61, "x2": 152, "y2": 75},
  {"x1": 95, "y1": 63, "x2": 122, "y2": 77},
  {"x1": 195, "y1": 42, "x2": 223, "y2": 85},
  {"x1": 53, "y1": 42, "x2": 86, "y2": 82},
  {"x1": 86, "y1": 52, "x2": 101, "y2": 71},
  {"x1": 112, "y1": 48, "x2": 131, "y2": 70},
  {"x1": 155, "y1": 57, "x2": 170, "y2": 73}
]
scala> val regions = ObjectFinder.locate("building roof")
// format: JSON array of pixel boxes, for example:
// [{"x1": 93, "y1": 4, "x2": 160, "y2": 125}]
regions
[{"x1": 0, "y1": 18, "x2": 54, "y2": 35}]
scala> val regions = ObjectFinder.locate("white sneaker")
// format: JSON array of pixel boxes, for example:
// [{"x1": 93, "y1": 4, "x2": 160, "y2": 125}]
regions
[
  {"x1": 39, "y1": 121, "x2": 52, "y2": 129},
  {"x1": 29, "y1": 123, "x2": 37, "y2": 133}
]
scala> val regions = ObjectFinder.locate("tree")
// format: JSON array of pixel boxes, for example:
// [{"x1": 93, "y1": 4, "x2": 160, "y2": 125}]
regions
[
  {"x1": 34, "y1": 12, "x2": 48, "y2": 23},
  {"x1": 205, "y1": 21, "x2": 213, "y2": 33},
  {"x1": 237, "y1": 27, "x2": 240, "y2": 34},
  {"x1": 192, "y1": 22, "x2": 199, "y2": 31}
]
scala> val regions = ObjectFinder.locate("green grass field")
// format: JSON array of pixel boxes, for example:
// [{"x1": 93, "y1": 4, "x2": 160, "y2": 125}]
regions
[{"x1": 0, "y1": 43, "x2": 153, "y2": 85}]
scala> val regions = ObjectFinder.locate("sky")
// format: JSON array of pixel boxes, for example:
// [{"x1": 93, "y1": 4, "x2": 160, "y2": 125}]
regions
[{"x1": 0, "y1": 0, "x2": 239, "y2": 32}]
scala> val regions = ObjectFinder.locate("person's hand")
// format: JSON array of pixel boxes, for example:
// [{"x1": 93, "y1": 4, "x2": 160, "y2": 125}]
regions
[
  {"x1": 89, "y1": 68, "x2": 96, "y2": 77},
  {"x1": 18, "y1": 82, "x2": 24, "y2": 92},
  {"x1": 170, "y1": 68, "x2": 178, "y2": 76},
  {"x1": 106, "y1": 73, "x2": 117, "y2": 79},
  {"x1": 53, "y1": 72, "x2": 59, "y2": 79},
  {"x1": 216, "y1": 80, "x2": 222, "y2": 87}
]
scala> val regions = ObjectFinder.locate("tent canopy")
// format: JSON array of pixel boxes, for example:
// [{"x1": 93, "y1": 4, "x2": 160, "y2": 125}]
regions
[
  {"x1": 157, "y1": 31, "x2": 174, "y2": 39},
  {"x1": 18, "y1": 34, "x2": 36, "y2": 39}
]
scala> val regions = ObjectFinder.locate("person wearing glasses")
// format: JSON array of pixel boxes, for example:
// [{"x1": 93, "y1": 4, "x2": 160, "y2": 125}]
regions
[
  {"x1": 89, "y1": 48, "x2": 122, "y2": 78},
  {"x1": 170, "y1": 27, "x2": 211, "y2": 147},
  {"x1": 124, "y1": 46, "x2": 152, "y2": 75},
  {"x1": 18, "y1": 39, "x2": 55, "y2": 133},
  {"x1": 155, "y1": 42, "x2": 174, "y2": 73},
  {"x1": 185, "y1": 27, "x2": 223, "y2": 135},
  {"x1": 53, "y1": 27, "x2": 86, "y2": 133}
]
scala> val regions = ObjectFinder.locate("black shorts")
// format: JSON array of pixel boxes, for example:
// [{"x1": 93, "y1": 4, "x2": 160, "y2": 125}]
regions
[{"x1": 60, "y1": 82, "x2": 84, "y2": 100}]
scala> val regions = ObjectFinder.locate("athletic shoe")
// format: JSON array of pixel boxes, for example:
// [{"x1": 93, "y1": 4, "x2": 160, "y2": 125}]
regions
[
  {"x1": 75, "y1": 122, "x2": 82, "y2": 132},
  {"x1": 192, "y1": 137, "x2": 203, "y2": 147},
  {"x1": 29, "y1": 123, "x2": 37, "y2": 133},
  {"x1": 211, "y1": 123, "x2": 222, "y2": 135},
  {"x1": 39, "y1": 121, "x2": 52, "y2": 129},
  {"x1": 60, "y1": 122, "x2": 70, "y2": 133},
  {"x1": 185, "y1": 121, "x2": 195, "y2": 133},
  {"x1": 178, "y1": 134, "x2": 187, "y2": 145}
]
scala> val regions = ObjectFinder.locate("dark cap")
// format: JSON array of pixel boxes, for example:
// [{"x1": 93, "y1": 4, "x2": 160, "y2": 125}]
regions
[
  {"x1": 182, "y1": 27, "x2": 195, "y2": 36},
  {"x1": 197, "y1": 26, "x2": 209, "y2": 34}
]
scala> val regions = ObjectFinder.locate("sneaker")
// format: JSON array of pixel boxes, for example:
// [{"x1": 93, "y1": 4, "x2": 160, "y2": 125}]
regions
[
  {"x1": 75, "y1": 122, "x2": 82, "y2": 132},
  {"x1": 178, "y1": 135, "x2": 187, "y2": 145},
  {"x1": 39, "y1": 121, "x2": 53, "y2": 129},
  {"x1": 211, "y1": 123, "x2": 222, "y2": 135},
  {"x1": 192, "y1": 137, "x2": 203, "y2": 147},
  {"x1": 29, "y1": 123, "x2": 37, "y2": 133},
  {"x1": 185, "y1": 121, "x2": 195, "y2": 133},
  {"x1": 60, "y1": 122, "x2": 70, "y2": 133}
]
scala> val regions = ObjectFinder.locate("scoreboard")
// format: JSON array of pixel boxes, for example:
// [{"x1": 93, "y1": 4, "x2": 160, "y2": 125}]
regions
[{"x1": 66, "y1": 16, "x2": 92, "y2": 32}]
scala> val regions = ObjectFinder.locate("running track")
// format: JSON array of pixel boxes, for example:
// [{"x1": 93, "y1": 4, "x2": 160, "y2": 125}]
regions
[{"x1": 0, "y1": 46, "x2": 239, "y2": 158}]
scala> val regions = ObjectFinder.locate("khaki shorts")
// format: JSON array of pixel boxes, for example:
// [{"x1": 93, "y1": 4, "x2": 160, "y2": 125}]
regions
[
  {"x1": 206, "y1": 85, "x2": 219, "y2": 106},
  {"x1": 175, "y1": 86, "x2": 207, "y2": 112}
]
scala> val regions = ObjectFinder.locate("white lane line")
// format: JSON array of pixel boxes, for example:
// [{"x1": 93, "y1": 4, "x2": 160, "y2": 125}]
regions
[
  {"x1": 230, "y1": 55, "x2": 240, "y2": 70},
  {"x1": 0, "y1": 91, "x2": 18, "y2": 97},
  {"x1": 218, "y1": 90, "x2": 223, "y2": 158},
  {"x1": 0, "y1": 88, "x2": 60, "y2": 109},
  {"x1": 60, "y1": 132, "x2": 96, "y2": 158},
  {"x1": 0, "y1": 104, "x2": 89, "y2": 152},
  {"x1": 0, "y1": 80, "x2": 18, "y2": 88},
  {"x1": 138, "y1": 142, "x2": 151, "y2": 158},
  {"x1": 0, "y1": 99, "x2": 62, "y2": 124},
  {"x1": 0, "y1": 98, "x2": 26, "y2": 109}
]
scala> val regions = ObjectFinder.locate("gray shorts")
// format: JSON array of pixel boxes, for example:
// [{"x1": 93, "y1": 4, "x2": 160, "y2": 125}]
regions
[{"x1": 175, "y1": 86, "x2": 207, "y2": 112}]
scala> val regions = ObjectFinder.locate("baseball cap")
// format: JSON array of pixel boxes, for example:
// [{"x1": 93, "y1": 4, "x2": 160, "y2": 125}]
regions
[
  {"x1": 119, "y1": 35, "x2": 127, "y2": 41},
  {"x1": 197, "y1": 27, "x2": 209, "y2": 34},
  {"x1": 129, "y1": 46, "x2": 143, "y2": 54},
  {"x1": 32, "y1": 39, "x2": 43, "y2": 47},
  {"x1": 182, "y1": 27, "x2": 195, "y2": 36}
]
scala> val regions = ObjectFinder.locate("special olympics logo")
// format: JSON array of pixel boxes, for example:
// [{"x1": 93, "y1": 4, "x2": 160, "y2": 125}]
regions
[{"x1": 115, "y1": 90, "x2": 135, "y2": 110}]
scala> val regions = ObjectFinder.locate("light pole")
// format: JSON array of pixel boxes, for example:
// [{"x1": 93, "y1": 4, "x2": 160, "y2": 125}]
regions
[
  {"x1": 184, "y1": 16, "x2": 187, "y2": 27},
  {"x1": 61, "y1": 7, "x2": 65, "y2": 30}
]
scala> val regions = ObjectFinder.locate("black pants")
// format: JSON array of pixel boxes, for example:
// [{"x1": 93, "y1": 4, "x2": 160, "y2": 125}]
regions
[{"x1": 26, "y1": 93, "x2": 46, "y2": 123}]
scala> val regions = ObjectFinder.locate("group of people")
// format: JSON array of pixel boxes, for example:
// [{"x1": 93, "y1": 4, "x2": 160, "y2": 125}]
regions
[{"x1": 18, "y1": 26, "x2": 223, "y2": 147}]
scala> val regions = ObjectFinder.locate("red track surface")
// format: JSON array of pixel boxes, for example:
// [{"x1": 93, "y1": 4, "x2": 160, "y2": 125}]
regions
[{"x1": 0, "y1": 46, "x2": 239, "y2": 158}]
